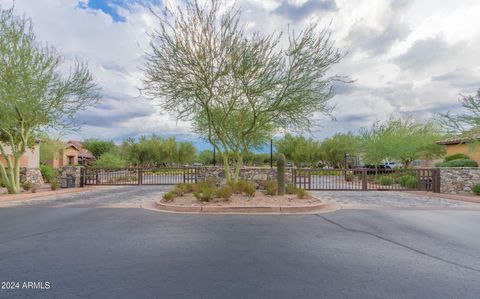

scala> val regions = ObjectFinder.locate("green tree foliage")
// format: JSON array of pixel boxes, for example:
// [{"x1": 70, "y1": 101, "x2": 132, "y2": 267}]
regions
[
  {"x1": 319, "y1": 133, "x2": 358, "y2": 168},
  {"x1": 438, "y1": 89, "x2": 480, "y2": 134},
  {"x1": 142, "y1": 1, "x2": 346, "y2": 182},
  {"x1": 275, "y1": 134, "x2": 322, "y2": 167},
  {"x1": 196, "y1": 150, "x2": 215, "y2": 165},
  {"x1": 121, "y1": 135, "x2": 196, "y2": 167},
  {"x1": 82, "y1": 139, "x2": 115, "y2": 158},
  {"x1": 38, "y1": 135, "x2": 64, "y2": 165},
  {"x1": 0, "y1": 7, "x2": 100, "y2": 193},
  {"x1": 358, "y1": 117, "x2": 445, "y2": 168},
  {"x1": 93, "y1": 152, "x2": 127, "y2": 169}
]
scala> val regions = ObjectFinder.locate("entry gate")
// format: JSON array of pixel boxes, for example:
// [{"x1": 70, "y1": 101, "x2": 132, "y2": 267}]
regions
[
  {"x1": 82, "y1": 167, "x2": 199, "y2": 186},
  {"x1": 293, "y1": 168, "x2": 440, "y2": 192}
]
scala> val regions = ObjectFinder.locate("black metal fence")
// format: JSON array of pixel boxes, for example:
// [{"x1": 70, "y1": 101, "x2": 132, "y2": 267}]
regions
[
  {"x1": 82, "y1": 167, "x2": 198, "y2": 186},
  {"x1": 293, "y1": 168, "x2": 440, "y2": 192}
]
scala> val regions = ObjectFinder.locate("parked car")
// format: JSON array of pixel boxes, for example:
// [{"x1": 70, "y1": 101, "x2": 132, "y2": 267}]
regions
[{"x1": 382, "y1": 162, "x2": 398, "y2": 169}]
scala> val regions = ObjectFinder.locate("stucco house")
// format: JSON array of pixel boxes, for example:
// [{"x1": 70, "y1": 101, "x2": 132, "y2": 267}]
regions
[
  {"x1": 437, "y1": 135, "x2": 480, "y2": 164},
  {"x1": 0, "y1": 141, "x2": 43, "y2": 185},
  {"x1": 45, "y1": 140, "x2": 94, "y2": 168}
]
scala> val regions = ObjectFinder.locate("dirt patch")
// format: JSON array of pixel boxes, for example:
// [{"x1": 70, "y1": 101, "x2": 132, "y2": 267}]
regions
[{"x1": 161, "y1": 192, "x2": 322, "y2": 207}]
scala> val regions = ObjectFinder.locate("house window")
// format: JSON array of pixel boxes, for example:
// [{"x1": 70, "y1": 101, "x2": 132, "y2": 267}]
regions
[{"x1": 68, "y1": 156, "x2": 75, "y2": 165}]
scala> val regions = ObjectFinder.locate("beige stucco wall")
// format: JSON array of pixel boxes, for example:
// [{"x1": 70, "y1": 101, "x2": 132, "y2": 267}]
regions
[
  {"x1": 0, "y1": 143, "x2": 40, "y2": 168},
  {"x1": 445, "y1": 144, "x2": 480, "y2": 165}
]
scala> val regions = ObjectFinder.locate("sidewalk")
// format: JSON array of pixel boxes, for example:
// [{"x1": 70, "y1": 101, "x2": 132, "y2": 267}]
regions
[
  {"x1": 0, "y1": 186, "x2": 113, "y2": 204},
  {"x1": 405, "y1": 191, "x2": 480, "y2": 204}
]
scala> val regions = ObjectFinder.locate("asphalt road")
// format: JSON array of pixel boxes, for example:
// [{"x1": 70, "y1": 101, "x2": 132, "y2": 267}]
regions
[{"x1": 1, "y1": 188, "x2": 480, "y2": 298}]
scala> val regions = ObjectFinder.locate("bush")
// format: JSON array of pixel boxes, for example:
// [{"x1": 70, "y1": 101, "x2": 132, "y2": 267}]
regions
[
  {"x1": 345, "y1": 172, "x2": 353, "y2": 182},
  {"x1": 437, "y1": 159, "x2": 478, "y2": 168},
  {"x1": 243, "y1": 182, "x2": 256, "y2": 197},
  {"x1": 181, "y1": 183, "x2": 194, "y2": 193},
  {"x1": 229, "y1": 180, "x2": 250, "y2": 194},
  {"x1": 296, "y1": 188, "x2": 308, "y2": 199},
  {"x1": 40, "y1": 165, "x2": 57, "y2": 183},
  {"x1": 264, "y1": 180, "x2": 278, "y2": 196},
  {"x1": 163, "y1": 191, "x2": 175, "y2": 202},
  {"x1": 22, "y1": 181, "x2": 33, "y2": 191},
  {"x1": 214, "y1": 185, "x2": 233, "y2": 200},
  {"x1": 93, "y1": 152, "x2": 127, "y2": 169},
  {"x1": 194, "y1": 187, "x2": 214, "y2": 202},
  {"x1": 399, "y1": 175, "x2": 418, "y2": 188},
  {"x1": 50, "y1": 180, "x2": 59, "y2": 191},
  {"x1": 286, "y1": 184, "x2": 296, "y2": 194},
  {"x1": 173, "y1": 186, "x2": 185, "y2": 197},
  {"x1": 444, "y1": 153, "x2": 470, "y2": 162},
  {"x1": 473, "y1": 183, "x2": 480, "y2": 195},
  {"x1": 378, "y1": 176, "x2": 394, "y2": 186}
]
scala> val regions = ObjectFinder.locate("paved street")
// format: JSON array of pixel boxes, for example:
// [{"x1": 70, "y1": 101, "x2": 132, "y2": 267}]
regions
[{"x1": 1, "y1": 187, "x2": 480, "y2": 298}]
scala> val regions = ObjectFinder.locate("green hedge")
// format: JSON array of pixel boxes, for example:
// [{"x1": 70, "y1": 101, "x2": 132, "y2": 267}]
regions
[
  {"x1": 437, "y1": 159, "x2": 478, "y2": 168},
  {"x1": 444, "y1": 153, "x2": 470, "y2": 162},
  {"x1": 40, "y1": 165, "x2": 57, "y2": 183}
]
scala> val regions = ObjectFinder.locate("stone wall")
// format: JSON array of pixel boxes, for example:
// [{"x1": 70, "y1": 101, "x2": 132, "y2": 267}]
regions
[
  {"x1": 20, "y1": 167, "x2": 44, "y2": 186},
  {"x1": 440, "y1": 168, "x2": 480, "y2": 194},
  {"x1": 58, "y1": 166, "x2": 83, "y2": 188},
  {"x1": 197, "y1": 166, "x2": 293, "y2": 187}
]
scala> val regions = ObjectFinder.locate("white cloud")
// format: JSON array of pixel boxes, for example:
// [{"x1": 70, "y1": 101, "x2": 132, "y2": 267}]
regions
[{"x1": 1, "y1": 0, "x2": 480, "y2": 143}]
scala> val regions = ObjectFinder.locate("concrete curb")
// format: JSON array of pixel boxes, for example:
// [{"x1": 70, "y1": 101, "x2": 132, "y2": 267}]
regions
[
  {"x1": 404, "y1": 191, "x2": 480, "y2": 204},
  {"x1": 0, "y1": 186, "x2": 113, "y2": 203},
  {"x1": 153, "y1": 196, "x2": 338, "y2": 214}
]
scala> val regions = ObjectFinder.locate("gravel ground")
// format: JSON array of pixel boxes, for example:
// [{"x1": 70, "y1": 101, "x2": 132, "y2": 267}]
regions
[{"x1": 312, "y1": 191, "x2": 480, "y2": 209}]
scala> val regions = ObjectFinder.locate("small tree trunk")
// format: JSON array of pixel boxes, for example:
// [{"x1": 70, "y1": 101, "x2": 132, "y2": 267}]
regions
[
  {"x1": 233, "y1": 154, "x2": 243, "y2": 183},
  {"x1": 222, "y1": 155, "x2": 232, "y2": 184}
]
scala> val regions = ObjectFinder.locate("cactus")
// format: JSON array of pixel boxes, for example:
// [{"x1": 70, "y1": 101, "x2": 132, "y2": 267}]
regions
[{"x1": 277, "y1": 153, "x2": 285, "y2": 195}]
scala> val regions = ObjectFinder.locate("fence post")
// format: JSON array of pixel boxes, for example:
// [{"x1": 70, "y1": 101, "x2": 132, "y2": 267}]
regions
[
  {"x1": 362, "y1": 169, "x2": 367, "y2": 191},
  {"x1": 183, "y1": 167, "x2": 186, "y2": 184},
  {"x1": 434, "y1": 168, "x2": 441, "y2": 193},
  {"x1": 80, "y1": 168, "x2": 85, "y2": 187},
  {"x1": 138, "y1": 168, "x2": 142, "y2": 185}
]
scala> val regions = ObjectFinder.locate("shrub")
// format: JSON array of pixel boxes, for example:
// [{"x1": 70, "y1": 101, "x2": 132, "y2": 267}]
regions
[
  {"x1": 40, "y1": 165, "x2": 57, "y2": 183},
  {"x1": 378, "y1": 176, "x2": 394, "y2": 186},
  {"x1": 399, "y1": 175, "x2": 416, "y2": 187},
  {"x1": 22, "y1": 181, "x2": 33, "y2": 191},
  {"x1": 173, "y1": 186, "x2": 185, "y2": 197},
  {"x1": 296, "y1": 188, "x2": 308, "y2": 199},
  {"x1": 194, "y1": 187, "x2": 214, "y2": 202},
  {"x1": 50, "y1": 180, "x2": 59, "y2": 191},
  {"x1": 345, "y1": 172, "x2": 353, "y2": 182},
  {"x1": 473, "y1": 183, "x2": 480, "y2": 195},
  {"x1": 93, "y1": 152, "x2": 127, "y2": 169},
  {"x1": 229, "y1": 180, "x2": 250, "y2": 194},
  {"x1": 243, "y1": 182, "x2": 256, "y2": 197},
  {"x1": 214, "y1": 185, "x2": 233, "y2": 200},
  {"x1": 264, "y1": 180, "x2": 278, "y2": 196},
  {"x1": 444, "y1": 153, "x2": 470, "y2": 162},
  {"x1": 399, "y1": 175, "x2": 418, "y2": 188},
  {"x1": 437, "y1": 159, "x2": 478, "y2": 168},
  {"x1": 286, "y1": 184, "x2": 296, "y2": 194},
  {"x1": 163, "y1": 191, "x2": 175, "y2": 202}
]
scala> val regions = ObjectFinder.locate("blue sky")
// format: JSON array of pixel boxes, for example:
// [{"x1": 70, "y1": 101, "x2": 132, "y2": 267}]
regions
[{"x1": 1, "y1": 0, "x2": 480, "y2": 150}]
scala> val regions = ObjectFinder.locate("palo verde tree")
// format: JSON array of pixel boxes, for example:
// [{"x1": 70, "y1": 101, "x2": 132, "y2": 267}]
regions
[
  {"x1": 0, "y1": 7, "x2": 100, "y2": 193},
  {"x1": 142, "y1": 0, "x2": 345, "y2": 183},
  {"x1": 438, "y1": 89, "x2": 480, "y2": 136}
]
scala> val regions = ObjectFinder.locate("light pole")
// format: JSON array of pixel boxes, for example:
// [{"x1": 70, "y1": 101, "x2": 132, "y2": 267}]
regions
[{"x1": 213, "y1": 147, "x2": 216, "y2": 166}]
